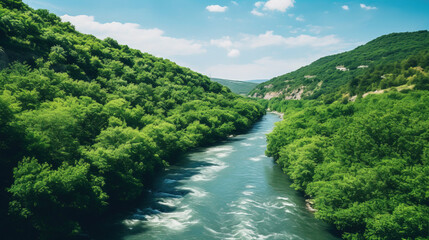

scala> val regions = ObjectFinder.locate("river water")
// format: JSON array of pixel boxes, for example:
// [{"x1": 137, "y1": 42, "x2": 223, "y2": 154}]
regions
[{"x1": 97, "y1": 113, "x2": 339, "y2": 240}]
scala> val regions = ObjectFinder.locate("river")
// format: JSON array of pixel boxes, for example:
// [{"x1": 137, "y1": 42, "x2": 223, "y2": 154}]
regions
[{"x1": 93, "y1": 113, "x2": 340, "y2": 240}]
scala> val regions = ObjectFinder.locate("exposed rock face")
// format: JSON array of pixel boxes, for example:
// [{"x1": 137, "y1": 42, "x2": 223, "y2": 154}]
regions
[
  {"x1": 263, "y1": 91, "x2": 281, "y2": 99},
  {"x1": 362, "y1": 89, "x2": 384, "y2": 98},
  {"x1": 349, "y1": 95, "x2": 357, "y2": 102},
  {"x1": 264, "y1": 84, "x2": 273, "y2": 89},
  {"x1": 304, "y1": 75, "x2": 316, "y2": 79},
  {"x1": 336, "y1": 65, "x2": 348, "y2": 71},
  {"x1": 251, "y1": 93, "x2": 259, "y2": 98},
  {"x1": 285, "y1": 87, "x2": 305, "y2": 100},
  {"x1": 305, "y1": 199, "x2": 317, "y2": 213}
]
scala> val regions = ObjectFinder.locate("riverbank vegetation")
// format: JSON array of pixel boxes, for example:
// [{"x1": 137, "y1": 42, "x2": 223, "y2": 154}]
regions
[
  {"x1": 0, "y1": 1, "x2": 265, "y2": 238},
  {"x1": 259, "y1": 36, "x2": 429, "y2": 239}
]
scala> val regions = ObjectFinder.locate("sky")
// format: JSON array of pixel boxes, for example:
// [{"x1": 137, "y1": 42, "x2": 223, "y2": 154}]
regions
[{"x1": 23, "y1": 0, "x2": 429, "y2": 81}]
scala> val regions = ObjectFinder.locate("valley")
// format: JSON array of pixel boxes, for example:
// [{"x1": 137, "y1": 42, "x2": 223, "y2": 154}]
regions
[{"x1": 0, "y1": 1, "x2": 428, "y2": 240}]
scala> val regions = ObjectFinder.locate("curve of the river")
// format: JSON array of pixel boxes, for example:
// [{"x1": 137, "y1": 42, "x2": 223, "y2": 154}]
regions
[{"x1": 95, "y1": 113, "x2": 340, "y2": 240}]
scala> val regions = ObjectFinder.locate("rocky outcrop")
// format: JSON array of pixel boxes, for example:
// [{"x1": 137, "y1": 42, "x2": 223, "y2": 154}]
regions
[
  {"x1": 362, "y1": 89, "x2": 384, "y2": 98},
  {"x1": 305, "y1": 199, "x2": 317, "y2": 212},
  {"x1": 285, "y1": 87, "x2": 305, "y2": 100},
  {"x1": 304, "y1": 75, "x2": 316, "y2": 79},
  {"x1": 336, "y1": 65, "x2": 348, "y2": 71},
  {"x1": 263, "y1": 91, "x2": 281, "y2": 99}
]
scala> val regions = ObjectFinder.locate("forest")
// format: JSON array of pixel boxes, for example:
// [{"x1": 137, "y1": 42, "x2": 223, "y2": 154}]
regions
[
  {"x1": 250, "y1": 31, "x2": 429, "y2": 102},
  {"x1": 1, "y1": 0, "x2": 428, "y2": 239},
  {"x1": 260, "y1": 48, "x2": 429, "y2": 239},
  {"x1": 0, "y1": 1, "x2": 265, "y2": 238}
]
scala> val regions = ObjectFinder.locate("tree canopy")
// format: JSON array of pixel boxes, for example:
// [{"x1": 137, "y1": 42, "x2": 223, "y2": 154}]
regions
[
  {"x1": 0, "y1": 0, "x2": 265, "y2": 238},
  {"x1": 263, "y1": 91, "x2": 429, "y2": 240}
]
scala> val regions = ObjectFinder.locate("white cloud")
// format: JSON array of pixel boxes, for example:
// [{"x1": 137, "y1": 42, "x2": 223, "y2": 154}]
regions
[
  {"x1": 241, "y1": 31, "x2": 340, "y2": 48},
  {"x1": 231, "y1": 1, "x2": 239, "y2": 5},
  {"x1": 204, "y1": 38, "x2": 359, "y2": 80},
  {"x1": 307, "y1": 25, "x2": 332, "y2": 34},
  {"x1": 263, "y1": 0, "x2": 295, "y2": 12},
  {"x1": 342, "y1": 5, "x2": 349, "y2": 10},
  {"x1": 210, "y1": 37, "x2": 240, "y2": 57},
  {"x1": 60, "y1": 15, "x2": 205, "y2": 57},
  {"x1": 253, "y1": 0, "x2": 295, "y2": 14},
  {"x1": 206, "y1": 5, "x2": 228, "y2": 12},
  {"x1": 209, "y1": 31, "x2": 341, "y2": 57},
  {"x1": 251, "y1": 9, "x2": 265, "y2": 16},
  {"x1": 360, "y1": 4, "x2": 377, "y2": 10},
  {"x1": 255, "y1": 1, "x2": 265, "y2": 7},
  {"x1": 210, "y1": 37, "x2": 233, "y2": 49},
  {"x1": 206, "y1": 56, "x2": 315, "y2": 80},
  {"x1": 296, "y1": 16, "x2": 304, "y2": 21},
  {"x1": 227, "y1": 49, "x2": 240, "y2": 57}
]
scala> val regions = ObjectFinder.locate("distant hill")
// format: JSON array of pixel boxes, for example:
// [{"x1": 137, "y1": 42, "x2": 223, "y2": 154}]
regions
[
  {"x1": 250, "y1": 31, "x2": 429, "y2": 102},
  {"x1": 211, "y1": 78, "x2": 258, "y2": 95},
  {"x1": 246, "y1": 79, "x2": 269, "y2": 84}
]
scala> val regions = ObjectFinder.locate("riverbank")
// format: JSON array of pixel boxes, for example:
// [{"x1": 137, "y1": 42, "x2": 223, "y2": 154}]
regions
[
  {"x1": 268, "y1": 110, "x2": 284, "y2": 119},
  {"x1": 90, "y1": 113, "x2": 339, "y2": 240}
]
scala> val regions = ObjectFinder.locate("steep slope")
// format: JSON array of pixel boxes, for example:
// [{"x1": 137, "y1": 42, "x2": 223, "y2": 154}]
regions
[
  {"x1": 211, "y1": 78, "x2": 258, "y2": 95},
  {"x1": 0, "y1": 1, "x2": 265, "y2": 238},
  {"x1": 264, "y1": 92, "x2": 429, "y2": 240},
  {"x1": 250, "y1": 31, "x2": 429, "y2": 102},
  {"x1": 257, "y1": 31, "x2": 429, "y2": 240}
]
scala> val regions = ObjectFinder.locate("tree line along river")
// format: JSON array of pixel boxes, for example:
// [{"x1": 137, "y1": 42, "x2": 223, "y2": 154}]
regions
[{"x1": 90, "y1": 113, "x2": 340, "y2": 240}]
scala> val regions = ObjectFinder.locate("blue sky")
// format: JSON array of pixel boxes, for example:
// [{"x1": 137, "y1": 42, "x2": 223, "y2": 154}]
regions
[{"x1": 24, "y1": 0, "x2": 429, "y2": 80}]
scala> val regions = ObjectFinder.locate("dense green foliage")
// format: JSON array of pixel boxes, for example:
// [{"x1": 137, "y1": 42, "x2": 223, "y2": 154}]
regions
[
  {"x1": 264, "y1": 92, "x2": 429, "y2": 239},
  {"x1": 259, "y1": 30, "x2": 429, "y2": 239},
  {"x1": 250, "y1": 31, "x2": 429, "y2": 102},
  {"x1": 210, "y1": 78, "x2": 258, "y2": 95},
  {"x1": 0, "y1": 1, "x2": 264, "y2": 238},
  {"x1": 343, "y1": 50, "x2": 429, "y2": 95}
]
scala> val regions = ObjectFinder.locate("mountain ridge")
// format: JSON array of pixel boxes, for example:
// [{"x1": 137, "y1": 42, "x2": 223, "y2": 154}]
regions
[
  {"x1": 210, "y1": 78, "x2": 258, "y2": 95},
  {"x1": 249, "y1": 30, "x2": 429, "y2": 102}
]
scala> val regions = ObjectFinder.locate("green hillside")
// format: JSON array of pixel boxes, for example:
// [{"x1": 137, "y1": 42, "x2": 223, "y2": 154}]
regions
[
  {"x1": 263, "y1": 91, "x2": 429, "y2": 240},
  {"x1": 0, "y1": 1, "x2": 264, "y2": 238},
  {"x1": 250, "y1": 31, "x2": 429, "y2": 102},
  {"x1": 211, "y1": 78, "x2": 258, "y2": 95},
  {"x1": 257, "y1": 32, "x2": 429, "y2": 240}
]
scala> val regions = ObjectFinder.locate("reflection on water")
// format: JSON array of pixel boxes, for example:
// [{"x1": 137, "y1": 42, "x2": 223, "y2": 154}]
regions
[{"x1": 91, "y1": 113, "x2": 340, "y2": 240}]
